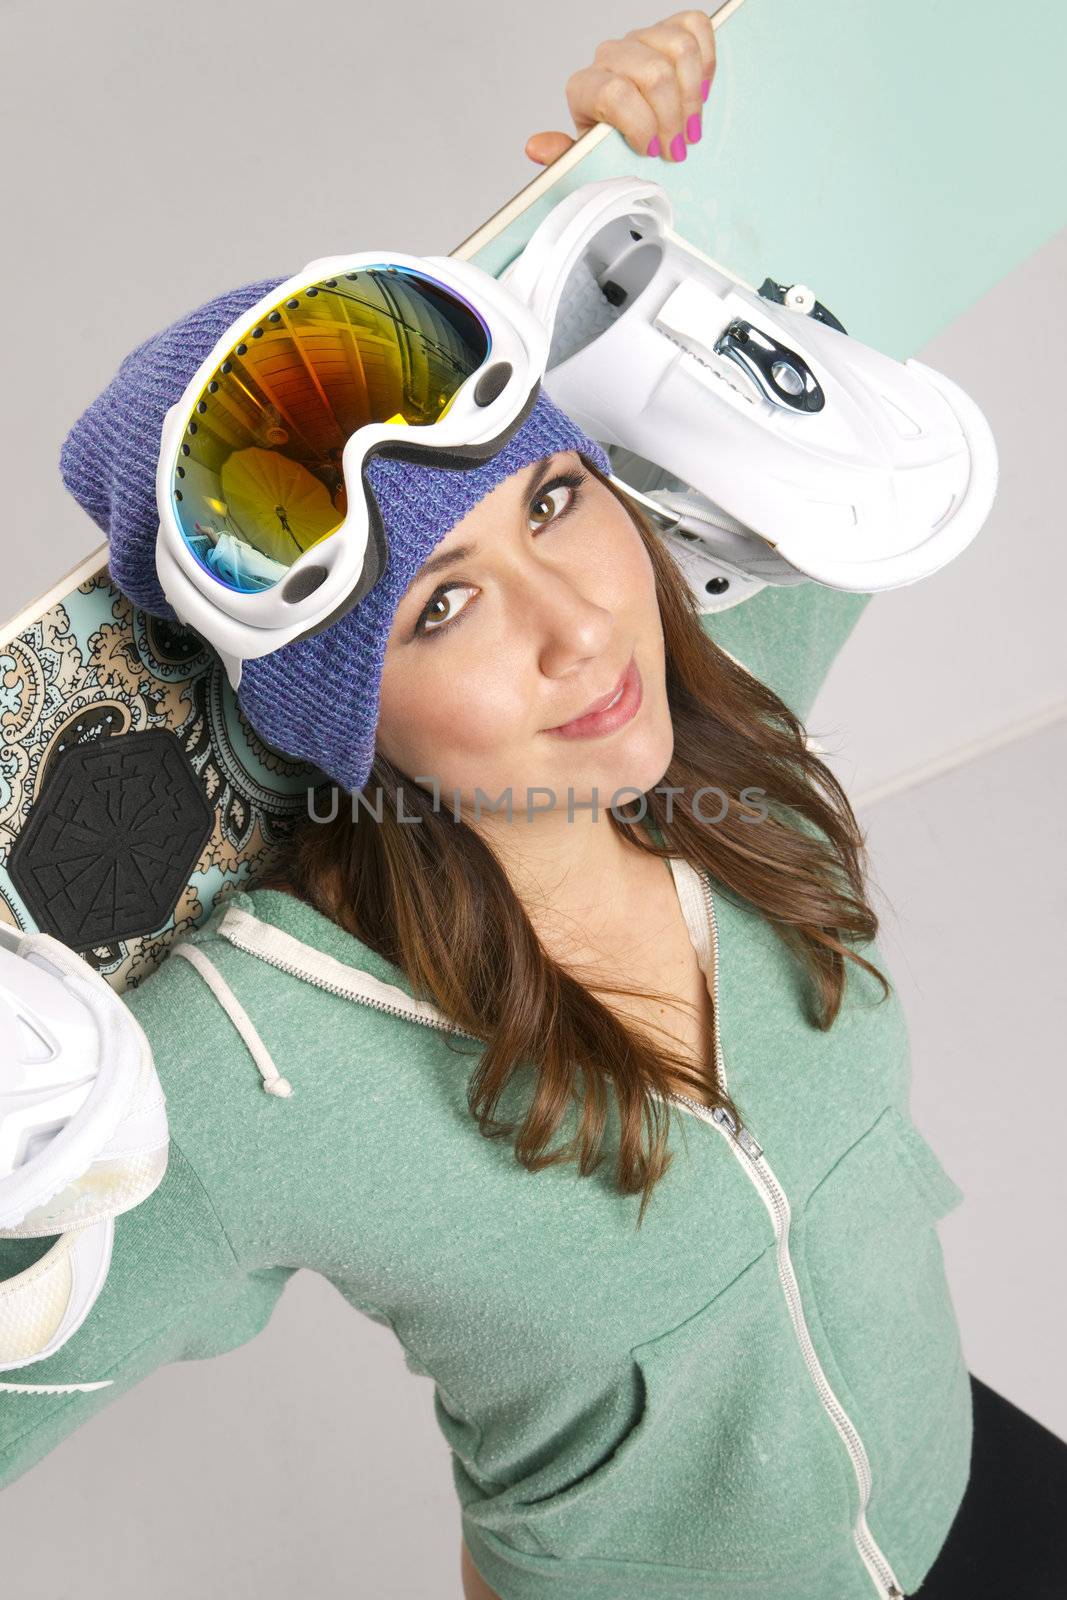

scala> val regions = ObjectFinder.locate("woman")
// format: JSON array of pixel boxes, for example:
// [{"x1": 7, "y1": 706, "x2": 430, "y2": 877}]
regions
[{"x1": 3, "y1": 12, "x2": 1065, "y2": 1600}]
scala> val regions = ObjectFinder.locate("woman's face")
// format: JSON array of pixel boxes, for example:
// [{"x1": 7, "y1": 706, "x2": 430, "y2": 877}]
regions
[{"x1": 375, "y1": 451, "x2": 674, "y2": 818}]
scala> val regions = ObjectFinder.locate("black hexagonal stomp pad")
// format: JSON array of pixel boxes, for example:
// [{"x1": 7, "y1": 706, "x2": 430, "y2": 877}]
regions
[{"x1": 8, "y1": 729, "x2": 214, "y2": 952}]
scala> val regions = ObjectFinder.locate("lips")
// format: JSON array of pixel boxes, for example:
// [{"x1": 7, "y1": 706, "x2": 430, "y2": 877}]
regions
[
  {"x1": 553, "y1": 658, "x2": 631, "y2": 729},
  {"x1": 544, "y1": 652, "x2": 642, "y2": 739}
]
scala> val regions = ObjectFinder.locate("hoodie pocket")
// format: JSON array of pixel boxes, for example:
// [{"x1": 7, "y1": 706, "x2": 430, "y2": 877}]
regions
[
  {"x1": 888, "y1": 1106, "x2": 966, "y2": 1219},
  {"x1": 473, "y1": 1241, "x2": 856, "y2": 1578},
  {"x1": 795, "y1": 1104, "x2": 968, "y2": 1512}
]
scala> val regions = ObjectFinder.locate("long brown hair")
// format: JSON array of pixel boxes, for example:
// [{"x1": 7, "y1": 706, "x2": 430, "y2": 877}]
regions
[{"x1": 257, "y1": 461, "x2": 889, "y2": 1225}]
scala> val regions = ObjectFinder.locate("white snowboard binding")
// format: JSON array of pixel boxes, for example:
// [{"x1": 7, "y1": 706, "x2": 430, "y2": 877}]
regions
[
  {"x1": 0, "y1": 924, "x2": 169, "y2": 1389},
  {"x1": 501, "y1": 177, "x2": 998, "y2": 604}
]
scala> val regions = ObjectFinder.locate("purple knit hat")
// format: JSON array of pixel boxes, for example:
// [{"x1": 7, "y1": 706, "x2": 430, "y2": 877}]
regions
[{"x1": 59, "y1": 277, "x2": 613, "y2": 793}]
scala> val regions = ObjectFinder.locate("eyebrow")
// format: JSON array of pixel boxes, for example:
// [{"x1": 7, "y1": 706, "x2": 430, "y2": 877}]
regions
[{"x1": 409, "y1": 455, "x2": 560, "y2": 586}]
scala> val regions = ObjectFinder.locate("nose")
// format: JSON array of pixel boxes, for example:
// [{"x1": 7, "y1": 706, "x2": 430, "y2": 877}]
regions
[{"x1": 522, "y1": 565, "x2": 615, "y2": 680}]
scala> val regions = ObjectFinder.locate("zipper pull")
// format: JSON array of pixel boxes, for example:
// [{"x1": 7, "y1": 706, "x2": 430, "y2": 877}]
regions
[
  {"x1": 737, "y1": 1127, "x2": 763, "y2": 1160},
  {"x1": 711, "y1": 1105, "x2": 763, "y2": 1160}
]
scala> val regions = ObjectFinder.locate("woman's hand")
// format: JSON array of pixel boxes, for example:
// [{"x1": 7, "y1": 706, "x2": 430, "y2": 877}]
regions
[{"x1": 524, "y1": 10, "x2": 717, "y2": 168}]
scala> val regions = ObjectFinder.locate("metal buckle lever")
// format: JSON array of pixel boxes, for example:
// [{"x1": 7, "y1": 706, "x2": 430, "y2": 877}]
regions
[{"x1": 713, "y1": 319, "x2": 825, "y2": 414}]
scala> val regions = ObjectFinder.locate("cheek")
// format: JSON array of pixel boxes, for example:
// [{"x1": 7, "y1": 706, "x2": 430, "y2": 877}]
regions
[
  {"x1": 628, "y1": 539, "x2": 660, "y2": 611},
  {"x1": 376, "y1": 648, "x2": 527, "y2": 774},
  {"x1": 590, "y1": 511, "x2": 658, "y2": 609}
]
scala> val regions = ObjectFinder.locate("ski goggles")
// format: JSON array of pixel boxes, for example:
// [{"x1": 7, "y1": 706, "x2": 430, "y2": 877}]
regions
[{"x1": 155, "y1": 252, "x2": 549, "y2": 691}]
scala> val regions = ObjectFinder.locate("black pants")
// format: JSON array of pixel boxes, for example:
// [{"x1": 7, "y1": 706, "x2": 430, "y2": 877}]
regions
[{"x1": 912, "y1": 1371, "x2": 1067, "y2": 1597}]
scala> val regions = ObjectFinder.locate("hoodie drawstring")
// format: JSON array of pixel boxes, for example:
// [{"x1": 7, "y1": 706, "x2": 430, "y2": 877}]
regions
[{"x1": 170, "y1": 943, "x2": 293, "y2": 1098}]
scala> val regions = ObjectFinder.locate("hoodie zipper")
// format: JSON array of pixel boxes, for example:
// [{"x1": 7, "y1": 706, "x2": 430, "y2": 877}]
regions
[
  {"x1": 660, "y1": 872, "x2": 904, "y2": 1600},
  {"x1": 217, "y1": 889, "x2": 904, "y2": 1598}
]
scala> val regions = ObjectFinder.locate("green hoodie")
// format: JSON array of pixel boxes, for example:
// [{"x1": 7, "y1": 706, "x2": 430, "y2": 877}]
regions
[{"x1": 0, "y1": 587, "x2": 970, "y2": 1600}]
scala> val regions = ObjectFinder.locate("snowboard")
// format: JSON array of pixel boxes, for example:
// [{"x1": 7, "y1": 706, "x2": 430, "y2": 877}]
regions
[{"x1": 0, "y1": 0, "x2": 1060, "y2": 990}]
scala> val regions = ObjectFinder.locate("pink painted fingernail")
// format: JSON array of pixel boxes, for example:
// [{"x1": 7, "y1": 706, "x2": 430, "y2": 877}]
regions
[
  {"x1": 647, "y1": 135, "x2": 661, "y2": 157},
  {"x1": 701, "y1": 77, "x2": 710, "y2": 102},
  {"x1": 687, "y1": 112, "x2": 702, "y2": 144},
  {"x1": 670, "y1": 132, "x2": 687, "y2": 162}
]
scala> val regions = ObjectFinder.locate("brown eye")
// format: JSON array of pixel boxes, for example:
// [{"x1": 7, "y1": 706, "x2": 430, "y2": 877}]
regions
[
  {"x1": 418, "y1": 583, "x2": 476, "y2": 638},
  {"x1": 529, "y1": 481, "x2": 575, "y2": 527}
]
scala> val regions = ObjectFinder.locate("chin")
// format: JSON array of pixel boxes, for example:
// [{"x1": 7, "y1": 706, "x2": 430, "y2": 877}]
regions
[{"x1": 596, "y1": 721, "x2": 675, "y2": 801}]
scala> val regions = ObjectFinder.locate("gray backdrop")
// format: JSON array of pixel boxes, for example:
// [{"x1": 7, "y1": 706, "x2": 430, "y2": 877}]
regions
[{"x1": 1, "y1": 1, "x2": 1064, "y2": 1595}]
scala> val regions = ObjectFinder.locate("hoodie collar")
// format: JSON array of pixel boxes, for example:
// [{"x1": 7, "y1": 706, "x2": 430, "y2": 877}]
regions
[{"x1": 220, "y1": 886, "x2": 412, "y2": 988}]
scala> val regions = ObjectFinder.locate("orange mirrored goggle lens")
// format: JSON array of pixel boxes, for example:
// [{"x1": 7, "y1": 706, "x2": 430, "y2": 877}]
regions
[{"x1": 170, "y1": 266, "x2": 492, "y2": 595}]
